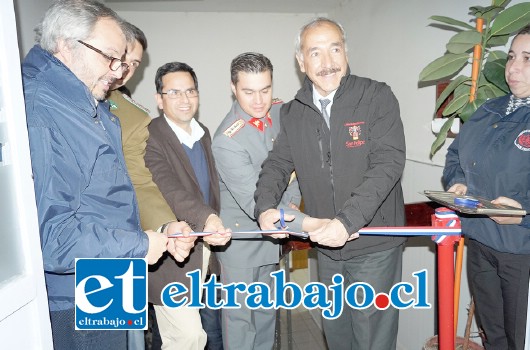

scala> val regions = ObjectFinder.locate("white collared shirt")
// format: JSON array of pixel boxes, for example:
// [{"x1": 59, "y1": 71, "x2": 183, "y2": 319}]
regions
[
  {"x1": 313, "y1": 87, "x2": 338, "y2": 117},
  {"x1": 164, "y1": 115, "x2": 205, "y2": 148}
]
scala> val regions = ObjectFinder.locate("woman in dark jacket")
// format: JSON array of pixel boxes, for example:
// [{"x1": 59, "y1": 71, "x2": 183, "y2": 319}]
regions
[{"x1": 443, "y1": 25, "x2": 530, "y2": 350}]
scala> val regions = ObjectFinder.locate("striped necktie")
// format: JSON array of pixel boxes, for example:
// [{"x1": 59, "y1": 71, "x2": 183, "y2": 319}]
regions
[{"x1": 320, "y1": 98, "x2": 331, "y2": 128}]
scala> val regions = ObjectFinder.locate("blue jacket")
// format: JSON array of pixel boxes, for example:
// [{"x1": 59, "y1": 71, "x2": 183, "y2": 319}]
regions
[
  {"x1": 23, "y1": 45, "x2": 148, "y2": 311},
  {"x1": 444, "y1": 94, "x2": 530, "y2": 254}
]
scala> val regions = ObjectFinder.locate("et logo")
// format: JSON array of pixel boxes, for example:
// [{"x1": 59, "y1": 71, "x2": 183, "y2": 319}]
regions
[{"x1": 75, "y1": 259, "x2": 147, "y2": 330}]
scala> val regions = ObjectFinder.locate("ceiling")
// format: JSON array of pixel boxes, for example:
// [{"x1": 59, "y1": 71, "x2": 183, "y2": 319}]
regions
[{"x1": 103, "y1": 0, "x2": 344, "y2": 13}]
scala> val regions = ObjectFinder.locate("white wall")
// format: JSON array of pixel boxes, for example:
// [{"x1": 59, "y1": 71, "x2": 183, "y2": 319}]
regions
[{"x1": 13, "y1": 0, "x2": 53, "y2": 58}]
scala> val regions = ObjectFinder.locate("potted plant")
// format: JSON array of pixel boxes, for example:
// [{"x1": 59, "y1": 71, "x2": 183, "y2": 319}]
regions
[{"x1": 418, "y1": 0, "x2": 530, "y2": 155}]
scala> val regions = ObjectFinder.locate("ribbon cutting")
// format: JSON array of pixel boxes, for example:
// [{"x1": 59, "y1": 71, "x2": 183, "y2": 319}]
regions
[
  {"x1": 168, "y1": 207, "x2": 461, "y2": 239},
  {"x1": 167, "y1": 227, "x2": 461, "y2": 239},
  {"x1": 168, "y1": 206, "x2": 464, "y2": 350}
]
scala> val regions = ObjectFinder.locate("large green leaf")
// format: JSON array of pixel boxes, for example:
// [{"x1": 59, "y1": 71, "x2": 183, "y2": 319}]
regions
[
  {"x1": 484, "y1": 58, "x2": 510, "y2": 93},
  {"x1": 419, "y1": 53, "x2": 470, "y2": 81},
  {"x1": 442, "y1": 87, "x2": 470, "y2": 116},
  {"x1": 457, "y1": 82, "x2": 473, "y2": 96},
  {"x1": 435, "y1": 75, "x2": 470, "y2": 111},
  {"x1": 490, "y1": 3, "x2": 530, "y2": 36},
  {"x1": 479, "y1": 82, "x2": 508, "y2": 98},
  {"x1": 487, "y1": 34, "x2": 510, "y2": 47},
  {"x1": 429, "y1": 16, "x2": 474, "y2": 30},
  {"x1": 459, "y1": 100, "x2": 480, "y2": 122},
  {"x1": 487, "y1": 50, "x2": 508, "y2": 61},
  {"x1": 477, "y1": 85, "x2": 498, "y2": 100},
  {"x1": 446, "y1": 30, "x2": 482, "y2": 54},
  {"x1": 431, "y1": 116, "x2": 455, "y2": 156}
]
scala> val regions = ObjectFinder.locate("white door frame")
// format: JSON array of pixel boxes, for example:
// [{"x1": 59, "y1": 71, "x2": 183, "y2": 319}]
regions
[{"x1": 0, "y1": 1, "x2": 53, "y2": 348}]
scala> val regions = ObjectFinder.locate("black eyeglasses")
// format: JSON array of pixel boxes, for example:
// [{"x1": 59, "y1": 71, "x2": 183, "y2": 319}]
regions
[
  {"x1": 160, "y1": 89, "x2": 199, "y2": 99},
  {"x1": 77, "y1": 40, "x2": 129, "y2": 72}
]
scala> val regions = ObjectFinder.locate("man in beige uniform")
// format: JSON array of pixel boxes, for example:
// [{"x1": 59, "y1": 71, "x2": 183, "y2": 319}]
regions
[{"x1": 107, "y1": 23, "x2": 197, "y2": 349}]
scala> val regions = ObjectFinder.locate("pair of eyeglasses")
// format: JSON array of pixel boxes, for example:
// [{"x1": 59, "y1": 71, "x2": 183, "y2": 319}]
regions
[
  {"x1": 160, "y1": 89, "x2": 199, "y2": 99},
  {"x1": 77, "y1": 40, "x2": 129, "y2": 72}
]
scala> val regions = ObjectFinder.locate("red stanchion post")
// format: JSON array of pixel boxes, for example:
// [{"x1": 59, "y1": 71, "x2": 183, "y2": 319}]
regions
[{"x1": 432, "y1": 208, "x2": 461, "y2": 350}]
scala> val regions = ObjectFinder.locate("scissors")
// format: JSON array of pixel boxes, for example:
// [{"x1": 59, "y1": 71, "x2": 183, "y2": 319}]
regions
[{"x1": 277, "y1": 208, "x2": 287, "y2": 230}]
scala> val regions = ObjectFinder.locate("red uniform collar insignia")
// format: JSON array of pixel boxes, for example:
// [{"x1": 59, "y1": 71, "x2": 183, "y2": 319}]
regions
[
  {"x1": 247, "y1": 112, "x2": 272, "y2": 132},
  {"x1": 248, "y1": 118, "x2": 264, "y2": 131}
]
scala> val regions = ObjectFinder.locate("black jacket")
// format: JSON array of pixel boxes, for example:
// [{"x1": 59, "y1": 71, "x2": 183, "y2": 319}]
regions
[{"x1": 255, "y1": 69, "x2": 406, "y2": 260}]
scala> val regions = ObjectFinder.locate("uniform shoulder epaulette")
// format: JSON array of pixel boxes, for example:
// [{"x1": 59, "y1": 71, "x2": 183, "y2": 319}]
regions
[
  {"x1": 272, "y1": 98, "x2": 283, "y2": 105},
  {"x1": 223, "y1": 118, "x2": 245, "y2": 138},
  {"x1": 122, "y1": 93, "x2": 151, "y2": 114}
]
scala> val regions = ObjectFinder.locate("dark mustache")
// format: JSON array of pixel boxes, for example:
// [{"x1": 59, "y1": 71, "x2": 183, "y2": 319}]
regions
[{"x1": 316, "y1": 67, "x2": 341, "y2": 76}]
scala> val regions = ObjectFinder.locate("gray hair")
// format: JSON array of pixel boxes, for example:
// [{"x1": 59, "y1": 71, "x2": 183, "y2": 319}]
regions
[
  {"x1": 35, "y1": 0, "x2": 132, "y2": 53},
  {"x1": 230, "y1": 52, "x2": 273, "y2": 84},
  {"x1": 294, "y1": 17, "x2": 348, "y2": 61}
]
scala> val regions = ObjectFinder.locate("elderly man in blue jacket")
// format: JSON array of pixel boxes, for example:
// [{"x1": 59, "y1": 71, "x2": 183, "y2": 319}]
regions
[{"x1": 22, "y1": 1, "x2": 181, "y2": 349}]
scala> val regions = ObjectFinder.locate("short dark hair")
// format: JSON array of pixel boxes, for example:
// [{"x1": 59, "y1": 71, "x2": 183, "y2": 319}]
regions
[
  {"x1": 155, "y1": 62, "x2": 198, "y2": 94},
  {"x1": 230, "y1": 52, "x2": 273, "y2": 84},
  {"x1": 124, "y1": 22, "x2": 147, "y2": 50}
]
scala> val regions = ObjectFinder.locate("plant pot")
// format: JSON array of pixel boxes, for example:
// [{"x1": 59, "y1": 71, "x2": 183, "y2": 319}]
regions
[{"x1": 423, "y1": 335, "x2": 483, "y2": 350}]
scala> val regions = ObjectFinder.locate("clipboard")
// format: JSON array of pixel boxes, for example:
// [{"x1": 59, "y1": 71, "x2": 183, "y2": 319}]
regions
[{"x1": 423, "y1": 190, "x2": 527, "y2": 216}]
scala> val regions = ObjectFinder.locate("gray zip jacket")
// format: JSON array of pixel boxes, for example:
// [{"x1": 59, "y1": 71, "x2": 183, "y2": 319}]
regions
[{"x1": 254, "y1": 69, "x2": 406, "y2": 260}]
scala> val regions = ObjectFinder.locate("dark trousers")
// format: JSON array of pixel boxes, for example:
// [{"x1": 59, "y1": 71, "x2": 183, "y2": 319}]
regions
[
  {"x1": 145, "y1": 303, "x2": 162, "y2": 350},
  {"x1": 317, "y1": 245, "x2": 403, "y2": 350},
  {"x1": 49, "y1": 308, "x2": 126, "y2": 350},
  {"x1": 467, "y1": 238, "x2": 530, "y2": 350}
]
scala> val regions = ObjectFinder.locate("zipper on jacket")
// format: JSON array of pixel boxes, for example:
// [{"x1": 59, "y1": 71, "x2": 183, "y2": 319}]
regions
[
  {"x1": 95, "y1": 116, "x2": 106, "y2": 131},
  {"x1": 325, "y1": 116, "x2": 339, "y2": 257},
  {"x1": 316, "y1": 128, "x2": 325, "y2": 168},
  {"x1": 328, "y1": 126, "x2": 336, "y2": 215},
  {"x1": 319, "y1": 119, "x2": 337, "y2": 216}
]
